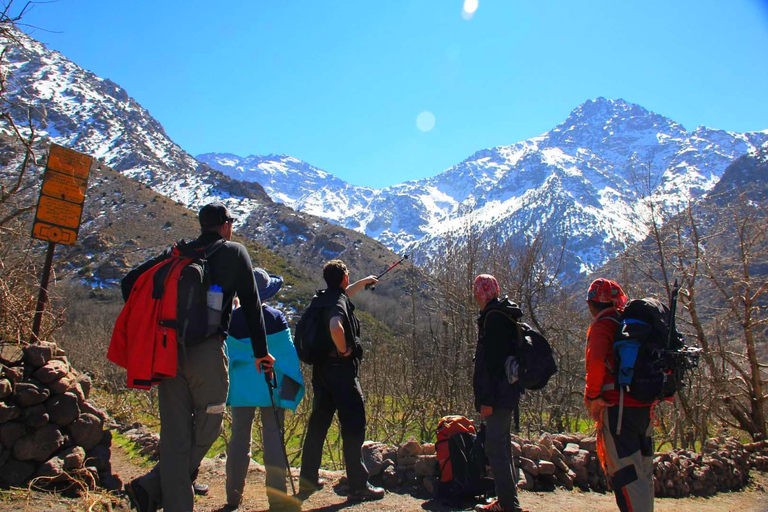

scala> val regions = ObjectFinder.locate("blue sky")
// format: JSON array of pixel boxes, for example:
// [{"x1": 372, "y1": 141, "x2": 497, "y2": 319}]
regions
[{"x1": 19, "y1": 0, "x2": 768, "y2": 188}]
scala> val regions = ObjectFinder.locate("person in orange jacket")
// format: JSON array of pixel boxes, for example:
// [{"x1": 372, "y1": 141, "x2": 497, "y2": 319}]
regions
[{"x1": 584, "y1": 278, "x2": 654, "y2": 512}]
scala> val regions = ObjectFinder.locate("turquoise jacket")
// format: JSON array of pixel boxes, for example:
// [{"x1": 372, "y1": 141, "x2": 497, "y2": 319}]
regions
[{"x1": 225, "y1": 304, "x2": 305, "y2": 410}]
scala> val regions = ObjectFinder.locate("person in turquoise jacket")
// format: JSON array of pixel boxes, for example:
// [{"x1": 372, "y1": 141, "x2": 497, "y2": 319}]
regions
[{"x1": 224, "y1": 268, "x2": 305, "y2": 512}]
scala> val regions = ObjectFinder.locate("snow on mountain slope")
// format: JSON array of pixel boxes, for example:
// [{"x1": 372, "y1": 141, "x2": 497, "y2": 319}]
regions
[
  {"x1": 1, "y1": 28, "x2": 269, "y2": 224},
  {"x1": 200, "y1": 99, "x2": 768, "y2": 274},
  {"x1": 4, "y1": 26, "x2": 766, "y2": 278}
]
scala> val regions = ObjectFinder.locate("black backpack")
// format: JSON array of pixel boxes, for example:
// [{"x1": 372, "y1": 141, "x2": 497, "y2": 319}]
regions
[
  {"x1": 516, "y1": 323, "x2": 558, "y2": 390},
  {"x1": 122, "y1": 239, "x2": 226, "y2": 347},
  {"x1": 484, "y1": 306, "x2": 558, "y2": 391},
  {"x1": 613, "y1": 297, "x2": 684, "y2": 403},
  {"x1": 436, "y1": 416, "x2": 494, "y2": 504},
  {"x1": 294, "y1": 297, "x2": 333, "y2": 364}
]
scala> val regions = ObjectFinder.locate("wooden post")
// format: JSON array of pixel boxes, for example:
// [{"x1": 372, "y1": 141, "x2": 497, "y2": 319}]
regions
[{"x1": 30, "y1": 241, "x2": 56, "y2": 343}]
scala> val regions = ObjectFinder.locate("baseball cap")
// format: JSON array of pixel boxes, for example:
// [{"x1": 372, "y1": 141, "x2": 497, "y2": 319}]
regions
[
  {"x1": 253, "y1": 267, "x2": 284, "y2": 301},
  {"x1": 199, "y1": 202, "x2": 235, "y2": 228}
]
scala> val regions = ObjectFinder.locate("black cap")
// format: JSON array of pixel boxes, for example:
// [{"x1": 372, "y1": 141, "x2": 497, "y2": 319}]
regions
[{"x1": 199, "y1": 202, "x2": 235, "y2": 228}]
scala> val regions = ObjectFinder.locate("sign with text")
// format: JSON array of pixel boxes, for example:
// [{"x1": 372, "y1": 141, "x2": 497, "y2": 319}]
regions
[{"x1": 31, "y1": 144, "x2": 94, "y2": 245}]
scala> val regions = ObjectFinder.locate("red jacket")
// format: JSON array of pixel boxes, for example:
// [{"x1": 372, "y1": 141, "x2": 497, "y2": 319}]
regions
[
  {"x1": 108, "y1": 258, "x2": 182, "y2": 389},
  {"x1": 584, "y1": 307, "x2": 646, "y2": 407}
]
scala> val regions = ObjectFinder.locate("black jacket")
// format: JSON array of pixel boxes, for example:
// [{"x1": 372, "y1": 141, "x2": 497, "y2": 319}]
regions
[
  {"x1": 473, "y1": 297, "x2": 522, "y2": 412},
  {"x1": 313, "y1": 287, "x2": 363, "y2": 362},
  {"x1": 121, "y1": 232, "x2": 268, "y2": 358}
]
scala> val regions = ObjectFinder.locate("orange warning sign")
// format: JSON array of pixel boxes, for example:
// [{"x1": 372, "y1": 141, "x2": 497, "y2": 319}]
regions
[
  {"x1": 46, "y1": 144, "x2": 92, "y2": 179},
  {"x1": 32, "y1": 144, "x2": 94, "y2": 246}
]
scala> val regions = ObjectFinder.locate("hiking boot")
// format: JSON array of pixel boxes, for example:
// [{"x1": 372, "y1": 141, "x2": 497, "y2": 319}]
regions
[
  {"x1": 193, "y1": 480, "x2": 209, "y2": 496},
  {"x1": 475, "y1": 499, "x2": 526, "y2": 512},
  {"x1": 296, "y1": 477, "x2": 326, "y2": 500},
  {"x1": 347, "y1": 483, "x2": 385, "y2": 501},
  {"x1": 124, "y1": 479, "x2": 157, "y2": 512}
]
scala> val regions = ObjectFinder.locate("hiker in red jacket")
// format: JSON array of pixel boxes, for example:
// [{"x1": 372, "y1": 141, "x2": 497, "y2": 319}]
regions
[
  {"x1": 124, "y1": 202, "x2": 272, "y2": 512},
  {"x1": 585, "y1": 278, "x2": 654, "y2": 512}
]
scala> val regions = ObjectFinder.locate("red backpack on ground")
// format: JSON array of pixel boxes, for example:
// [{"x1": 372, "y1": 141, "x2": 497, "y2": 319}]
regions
[
  {"x1": 435, "y1": 415, "x2": 494, "y2": 502},
  {"x1": 108, "y1": 239, "x2": 225, "y2": 389}
]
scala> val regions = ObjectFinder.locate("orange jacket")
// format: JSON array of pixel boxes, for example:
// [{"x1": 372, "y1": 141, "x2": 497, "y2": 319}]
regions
[
  {"x1": 108, "y1": 257, "x2": 181, "y2": 389},
  {"x1": 584, "y1": 307, "x2": 646, "y2": 407}
]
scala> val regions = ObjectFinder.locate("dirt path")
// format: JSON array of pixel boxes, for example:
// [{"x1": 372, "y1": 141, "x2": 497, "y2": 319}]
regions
[{"x1": 2, "y1": 443, "x2": 767, "y2": 511}]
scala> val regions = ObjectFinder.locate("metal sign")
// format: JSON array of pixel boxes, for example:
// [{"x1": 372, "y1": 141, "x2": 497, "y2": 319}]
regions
[{"x1": 31, "y1": 143, "x2": 94, "y2": 245}]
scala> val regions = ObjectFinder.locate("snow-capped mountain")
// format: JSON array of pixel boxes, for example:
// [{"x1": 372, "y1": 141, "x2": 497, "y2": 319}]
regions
[
  {"x1": 0, "y1": 28, "x2": 270, "y2": 225},
  {"x1": 4, "y1": 26, "x2": 766, "y2": 279},
  {"x1": 199, "y1": 99, "x2": 768, "y2": 275}
]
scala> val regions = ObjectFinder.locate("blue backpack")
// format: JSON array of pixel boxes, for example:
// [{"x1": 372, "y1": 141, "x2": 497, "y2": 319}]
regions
[{"x1": 613, "y1": 297, "x2": 683, "y2": 403}]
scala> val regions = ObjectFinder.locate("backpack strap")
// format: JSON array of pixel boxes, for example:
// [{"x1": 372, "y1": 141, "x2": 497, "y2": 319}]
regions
[
  {"x1": 204, "y1": 238, "x2": 227, "y2": 258},
  {"x1": 482, "y1": 309, "x2": 523, "y2": 350}
]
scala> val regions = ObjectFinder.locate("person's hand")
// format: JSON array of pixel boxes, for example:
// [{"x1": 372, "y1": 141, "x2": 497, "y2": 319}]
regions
[
  {"x1": 587, "y1": 396, "x2": 611, "y2": 420},
  {"x1": 255, "y1": 352, "x2": 275, "y2": 373},
  {"x1": 480, "y1": 405, "x2": 493, "y2": 418}
]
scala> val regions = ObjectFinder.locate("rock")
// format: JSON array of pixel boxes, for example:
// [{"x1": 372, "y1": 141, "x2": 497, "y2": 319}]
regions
[
  {"x1": 574, "y1": 465, "x2": 589, "y2": 486},
  {"x1": 0, "y1": 402, "x2": 21, "y2": 424},
  {"x1": 522, "y1": 443, "x2": 543, "y2": 461},
  {"x1": 0, "y1": 379, "x2": 12, "y2": 399},
  {"x1": 567, "y1": 449, "x2": 590, "y2": 470},
  {"x1": 414, "y1": 455, "x2": 439, "y2": 477},
  {"x1": 22, "y1": 403, "x2": 49, "y2": 427},
  {"x1": 556, "y1": 469, "x2": 576, "y2": 490},
  {"x1": 99, "y1": 471, "x2": 123, "y2": 491},
  {"x1": 381, "y1": 465, "x2": 400, "y2": 489},
  {"x1": 2, "y1": 366, "x2": 23, "y2": 384},
  {"x1": 69, "y1": 413, "x2": 103, "y2": 451},
  {"x1": 538, "y1": 460, "x2": 556, "y2": 475},
  {"x1": 86, "y1": 444, "x2": 110, "y2": 472},
  {"x1": 76, "y1": 374, "x2": 92, "y2": 400},
  {"x1": 423, "y1": 475, "x2": 439, "y2": 497},
  {"x1": 518, "y1": 469, "x2": 535, "y2": 490},
  {"x1": 36, "y1": 456, "x2": 67, "y2": 484},
  {"x1": 0, "y1": 421, "x2": 26, "y2": 448},
  {"x1": 421, "y1": 443, "x2": 436, "y2": 455},
  {"x1": 33, "y1": 360, "x2": 69, "y2": 384},
  {"x1": 13, "y1": 424, "x2": 64, "y2": 461},
  {"x1": 579, "y1": 437, "x2": 597, "y2": 453},
  {"x1": 0, "y1": 344, "x2": 24, "y2": 365},
  {"x1": 397, "y1": 455, "x2": 419, "y2": 467},
  {"x1": 23, "y1": 342, "x2": 55, "y2": 367},
  {"x1": 45, "y1": 392, "x2": 80, "y2": 426},
  {"x1": 13, "y1": 381, "x2": 50, "y2": 407},
  {"x1": 551, "y1": 449, "x2": 569, "y2": 472},
  {"x1": 538, "y1": 432, "x2": 553, "y2": 449},
  {"x1": 511, "y1": 440, "x2": 522, "y2": 458},
  {"x1": 0, "y1": 458, "x2": 35, "y2": 487},
  {"x1": 362, "y1": 441, "x2": 389, "y2": 477},
  {"x1": 48, "y1": 375, "x2": 77, "y2": 395},
  {"x1": 398, "y1": 440, "x2": 422, "y2": 458},
  {"x1": 519, "y1": 456, "x2": 538, "y2": 476},
  {"x1": 99, "y1": 429, "x2": 113, "y2": 447},
  {"x1": 61, "y1": 445, "x2": 87, "y2": 470},
  {"x1": 563, "y1": 442, "x2": 580, "y2": 456}
]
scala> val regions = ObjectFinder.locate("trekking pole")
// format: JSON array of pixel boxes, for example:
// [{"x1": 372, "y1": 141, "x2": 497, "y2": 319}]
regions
[
  {"x1": 667, "y1": 279, "x2": 679, "y2": 349},
  {"x1": 262, "y1": 364, "x2": 297, "y2": 495},
  {"x1": 365, "y1": 254, "x2": 408, "y2": 290}
]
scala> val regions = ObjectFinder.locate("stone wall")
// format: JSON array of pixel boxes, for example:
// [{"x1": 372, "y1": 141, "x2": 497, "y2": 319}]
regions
[
  {"x1": 362, "y1": 432, "x2": 768, "y2": 498},
  {"x1": 0, "y1": 341, "x2": 120, "y2": 492}
]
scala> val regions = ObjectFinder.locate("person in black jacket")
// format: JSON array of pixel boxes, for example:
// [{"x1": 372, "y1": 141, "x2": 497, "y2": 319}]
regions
[
  {"x1": 124, "y1": 202, "x2": 272, "y2": 512},
  {"x1": 297, "y1": 259, "x2": 385, "y2": 502},
  {"x1": 472, "y1": 274, "x2": 525, "y2": 512}
]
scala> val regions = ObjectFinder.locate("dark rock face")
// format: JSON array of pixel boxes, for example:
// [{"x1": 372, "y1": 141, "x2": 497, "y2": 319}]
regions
[
  {"x1": 12, "y1": 424, "x2": 64, "y2": 462},
  {"x1": 0, "y1": 458, "x2": 36, "y2": 487},
  {"x1": 68, "y1": 413, "x2": 103, "y2": 451},
  {"x1": 46, "y1": 392, "x2": 81, "y2": 427},
  {"x1": 0, "y1": 402, "x2": 21, "y2": 424},
  {"x1": 33, "y1": 360, "x2": 69, "y2": 384},
  {"x1": 13, "y1": 381, "x2": 50, "y2": 407},
  {"x1": 23, "y1": 342, "x2": 55, "y2": 367}
]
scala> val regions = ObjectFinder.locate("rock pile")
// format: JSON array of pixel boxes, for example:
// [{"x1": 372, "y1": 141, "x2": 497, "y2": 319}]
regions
[
  {"x1": 119, "y1": 422, "x2": 160, "y2": 460},
  {"x1": 0, "y1": 340, "x2": 120, "y2": 492},
  {"x1": 362, "y1": 432, "x2": 768, "y2": 499}
]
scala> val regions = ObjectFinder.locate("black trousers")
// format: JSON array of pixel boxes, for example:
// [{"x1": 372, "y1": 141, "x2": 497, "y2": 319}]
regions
[{"x1": 299, "y1": 358, "x2": 369, "y2": 491}]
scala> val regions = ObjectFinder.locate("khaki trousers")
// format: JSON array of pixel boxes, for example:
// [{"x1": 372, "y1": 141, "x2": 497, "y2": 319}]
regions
[{"x1": 138, "y1": 338, "x2": 229, "y2": 512}]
